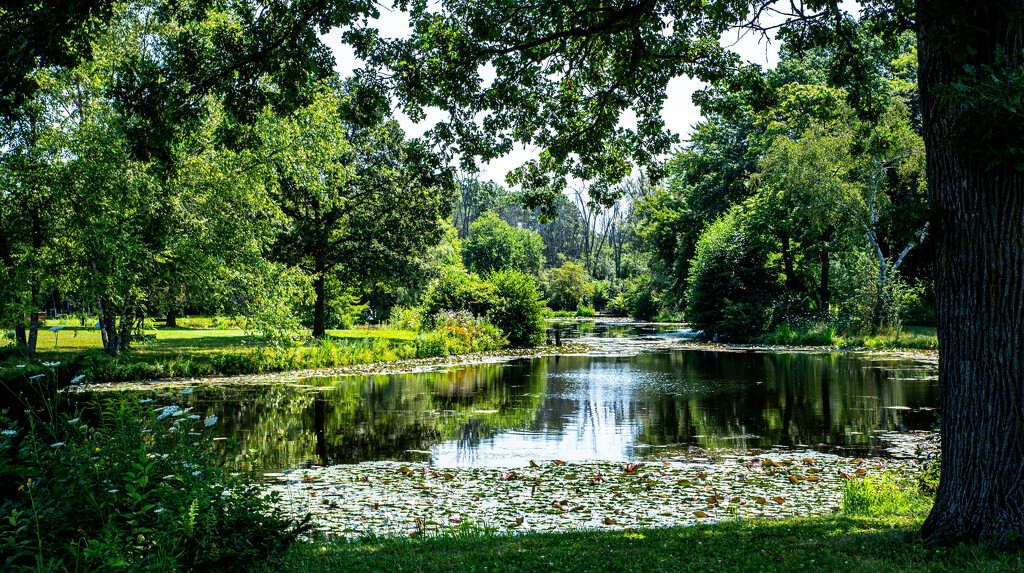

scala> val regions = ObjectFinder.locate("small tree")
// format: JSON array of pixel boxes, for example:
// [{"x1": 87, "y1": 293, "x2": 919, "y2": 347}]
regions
[{"x1": 543, "y1": 262, "x2": 593, "y2": 311}]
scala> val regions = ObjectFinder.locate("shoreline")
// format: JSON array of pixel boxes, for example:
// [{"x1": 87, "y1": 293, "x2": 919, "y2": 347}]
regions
[{"x1": 71, "y1": 332, "x2": 937, "y2": 391}]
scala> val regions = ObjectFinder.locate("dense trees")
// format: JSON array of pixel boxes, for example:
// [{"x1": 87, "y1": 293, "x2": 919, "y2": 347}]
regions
[
  {"x1": 355, "y1": 0, "x2": 1024, "y2": 545},
  {"x1": 5, "y1": 0, "x2": 1023, "y2": 544}
]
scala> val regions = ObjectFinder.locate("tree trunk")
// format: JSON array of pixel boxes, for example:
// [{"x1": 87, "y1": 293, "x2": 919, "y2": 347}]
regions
[
  {"x1": 818, "y1": 247, "x2": 830, "y2": 317},
  {"x1": 15, "y1": 324, "x2": 27, "y2": 353},
  {"x1": 312, "y1": 273, "x2": 327, "y2": 338},
  {"x1": 166, "y1": 304, "x2": 178, "y2": 328},
  {"x1": 918, "y1": 1, "x2": 1024, "y2": 545}
]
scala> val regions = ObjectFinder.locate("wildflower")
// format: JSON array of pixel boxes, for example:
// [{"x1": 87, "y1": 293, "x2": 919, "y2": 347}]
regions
[
  {"x1": 16, "y1": 364, "x2": 25, "y2": 368},
  {"x1": 51, "y1": 442, "x2": 65, "y2": 447},
  {"x1": 68, "y1": 418, "x2": 80, "y2": 424},
  {"x1": 178, "y1": 387, "x2": 193, "y2": 395},
  {"x1": 1, "y1": 429, "x2": 17, "y2": 436},
  {"x1": 188, "y1": 414, "x2": 201, "y2": 420},
  {"x1": 29, "y1": 374, "x2": 45, "y2": 379},
  {"x1": 138, "y1": 398, "x2": 153, "y2": 403},
  {"x1": 70, "y1": 375, "x2": 86, "y2": 384},
  {"x1": 157, "y1": 406, "x2": 181, "y2": 420},
  {"x1": 42, "y1": 361, "x2": 61, "y2": 367},
  {"x1": 108, "y1": 488, "x2": 119, "y2": 494},
  {"x1": 204, "y1": 415, "x2": 218, "y2": 427}
]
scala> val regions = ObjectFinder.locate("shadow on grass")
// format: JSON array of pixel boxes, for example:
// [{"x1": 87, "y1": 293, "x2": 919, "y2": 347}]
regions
[{"x1": 276, "y1": 517, "x2": 1022, "y2": 573}]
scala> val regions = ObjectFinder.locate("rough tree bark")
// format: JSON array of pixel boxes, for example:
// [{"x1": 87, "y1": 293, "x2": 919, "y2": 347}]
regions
[{"x1": 918, "y1": 0, "x2": 1024, "y2": 545}]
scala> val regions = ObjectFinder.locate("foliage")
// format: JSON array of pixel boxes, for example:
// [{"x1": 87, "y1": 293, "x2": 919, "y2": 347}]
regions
[
  {"x1": 387, "y1": 307, "x2": 425, "y2": 333},
  {"x1": 543, "y1": 262, "x2": 594, "y2": 311},
  {"x1": 0, "y1": 392, "x2": 309, "y2": 571},
  {"x1": 421, "y1": 267, "x2": 497, "y2": 322},
  {"x1": 415, "y1": 311, "x2": 506, "y2": 357},
  {"x1": 486, "y1": 270, "x2": 546, "y2": 347},
  {"x1": 627, "y1": 275, "x2": 660, "y2": 322},
  {"x1": 462, "y1": 212, "x2": 544, "y2": 276},
  {"x1": 686, "y1": 210, "x2": 778, "y2": 340},
  {"x1": 843, "y1": 473, "x2": 933, "y2": 517},
  {"x1": 268, "y1": 82, "x2": 454, "y2": 337}
]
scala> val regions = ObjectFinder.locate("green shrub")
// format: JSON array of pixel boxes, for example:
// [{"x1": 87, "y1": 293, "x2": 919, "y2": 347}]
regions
[
  {"x1": 575, "y1": 304, "x2": 597, "y2": 318},
  {"x1": 628, "y1": 275, "x2": 659, "y2": 322},
  {"x1": 685, "y1": 209, "x2": 776, "y2": 340},
  {"x1": 486, "y1": 270, "x2": 546, "y2": 347},
  {"x1": 842, "y1": 472, "x2": 932, "y2": 517},
  {"x1": 0, "y1": 392, "x2": 309, "y2": 571},
  {"x1": 415, "y1": 310, "x2": 506, "y2": 356},
  {"x1": 543, "y1": 262, "x2": 593, "y2": 311},
  {"x1": 387, "y1": 306, "x2": 424, "y2": 332},
  {"x1": 422, "y1": 267, "x2": 497, "y2": 322}
]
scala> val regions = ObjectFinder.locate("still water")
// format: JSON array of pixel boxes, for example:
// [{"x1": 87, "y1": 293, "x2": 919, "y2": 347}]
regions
[{"x1": 166, "y1": 338, "x2": 938, "y2": 471}]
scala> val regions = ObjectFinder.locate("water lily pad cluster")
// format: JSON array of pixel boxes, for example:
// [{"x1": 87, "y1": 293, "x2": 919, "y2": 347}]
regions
[{"x1": 267, "y1": 448, "x2": 926, "y2": 539}]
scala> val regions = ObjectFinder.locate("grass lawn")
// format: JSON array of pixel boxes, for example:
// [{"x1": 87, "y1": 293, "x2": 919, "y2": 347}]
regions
[
  {"x1": 7, "y1": 318, "x2": 417, "y2": 364},
  {"x1": 275, "y1": 515, "x2": 1020, "y2": 573}
]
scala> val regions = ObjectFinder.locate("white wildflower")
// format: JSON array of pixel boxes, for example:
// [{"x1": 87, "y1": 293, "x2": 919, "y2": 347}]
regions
[
  {"x1": 108, "y1": 488, "x2": 119, "y2": 494},
  {"x1": 67, "y1": 418, "x2": 80, "y2": 424},
  {"x1": 188, "y1": 415, "x2": 201, "y2": 420},
  {"x1": 42, "y1": 361, "x2": 61, "y2": 367},
  {"x1": 138, "y1": 398, "x2": 153, "y2": 404},
  {"x1": 178, "y1": 388, "x2": 193, "y2": 395},
  {"x1": 69, "y1": 374, "x2": 86, "y2": 384},
  {"x1": 1, "y1": 429, "x2": 17, "y2": 436},
  {"x1": 51, "y1": 442, "x2": 65, "y2": 447},
  {"x1": 29, "y1": 374, "x2": 45, "y2": 379},
  {"x1": 203, "y1": 415, "x2": 218, "y2": 427},
  {"x1": 157, "y1": 406, "x2": 181, "y2": 420},
  {"x1": 16, "y1": 364, "x2": 26, "y2": 368}
]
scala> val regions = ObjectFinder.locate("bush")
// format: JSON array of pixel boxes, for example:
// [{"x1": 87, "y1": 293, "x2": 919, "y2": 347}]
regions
[
  {"x1": 685, "y1": 209, "x2": 777, "y2": 341},
  {"x1": 0, "y1": 391, "x2": 309, "y2": 571},
  {"x1": 487, "y1": 270, "x2": 546, "y2": 347},
  {"x1": 628, "y1": 275, "x2": 659, "y2": 322},
  {"x1": 543, "y1": 262, "x2": 593, "y2": 311},
  {"x1": 416, "y1": 310, "x2": 506, "y2": 356},
  {"x1": 387, "y1": 306, "x2": 424, "y2": 332},
  {"x1": 421, "y1": 267, "x2": 497, "y2": 322}
]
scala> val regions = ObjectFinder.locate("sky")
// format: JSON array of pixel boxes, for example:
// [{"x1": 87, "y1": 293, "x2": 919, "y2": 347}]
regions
[{"x1": 321, "y1": 7, "x2": 823, "y2": 187}]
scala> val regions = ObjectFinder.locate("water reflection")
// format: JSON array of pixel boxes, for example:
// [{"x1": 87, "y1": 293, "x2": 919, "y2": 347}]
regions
[{"x1": 173, "y1": 350, "x2": 937, "y2": 470}]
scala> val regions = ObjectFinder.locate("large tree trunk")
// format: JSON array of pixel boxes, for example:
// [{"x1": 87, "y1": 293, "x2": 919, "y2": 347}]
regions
[
  {"x1": 918, "y1": 1, "x2": 1024, "y2": 545},
  {"x1": 166, "y1": 304, "x2": 177, "y2": 328},
  {"x1": 312, "y1": 272, "x2": 327, "y2": 338}
]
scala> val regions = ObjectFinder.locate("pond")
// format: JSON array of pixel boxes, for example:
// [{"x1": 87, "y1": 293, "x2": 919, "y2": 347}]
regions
[{"x1": 143, "y1": 333, "x2": 938, "y2": 472}]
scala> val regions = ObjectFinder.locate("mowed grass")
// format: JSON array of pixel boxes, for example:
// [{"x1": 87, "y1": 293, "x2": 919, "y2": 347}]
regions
[
  {"x1": 274, "y1": 516, "x2": 1020, "y2": 573},
  {"x1": 11, "y1": 318, "x2": 417, "y2": 364}
]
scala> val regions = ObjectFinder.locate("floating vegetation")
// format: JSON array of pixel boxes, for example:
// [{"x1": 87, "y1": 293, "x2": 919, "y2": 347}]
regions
[{"x1": 267, "y1": 445, "x2": 930, "y2": 540}]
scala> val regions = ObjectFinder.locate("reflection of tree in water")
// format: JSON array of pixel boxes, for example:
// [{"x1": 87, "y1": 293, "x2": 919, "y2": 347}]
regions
[
  {"x1": 631, "y1": 351, "x2": 938, "y2": 455},
  {"x1": 179, "y1": 361, "x2": 548, "y2": 470},
  {"x1": 173, "y1": 351, "x2": 936, "y2": 469}
]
